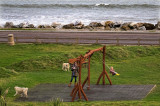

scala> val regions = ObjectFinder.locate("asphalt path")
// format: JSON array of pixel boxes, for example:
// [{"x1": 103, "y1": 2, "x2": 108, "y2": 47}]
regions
[
  {"x1": 16, "y1": 84, "x2": 156, "y2": 102},
  {"x1": 0, "y1": 31, "x2": 160, "y2": 45}
]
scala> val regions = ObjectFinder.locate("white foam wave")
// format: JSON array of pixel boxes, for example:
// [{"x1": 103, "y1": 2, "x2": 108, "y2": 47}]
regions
[{"x1": 95, "y1": 3, "x2": 109, "y2": 6}]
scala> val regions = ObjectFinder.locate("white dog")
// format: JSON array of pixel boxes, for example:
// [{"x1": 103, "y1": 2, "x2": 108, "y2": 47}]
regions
[
  {"x1": 14, "y1": 86, "x2": 28, "y2": 98},
  {"x1": 62, "y1": 63, "x2": 70, "y2": 71}
]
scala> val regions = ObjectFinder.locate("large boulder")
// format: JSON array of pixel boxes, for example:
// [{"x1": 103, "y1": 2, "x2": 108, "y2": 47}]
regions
[
  {"x1": 74, "y1": 24, "x2": 84, "y2": 29},
  {"x1": 12, "y1": 25, "x2": 20, "y2": 28},
  {"x1": 84, "y1": 25, "x2": 93, "y2": 30},
  {"x1": 62, "y1": 22, "x2": 84, "y2": 29},
  {"x1": 51, "y1": 22, "x2": 61, "y2": 28},
  {"x1": 138, "y1": 26, "x2": 146, "y2": 31},
  {"x1": 12, "y1": 23, "x2": 35, "y2": 28},
  {"x1": 155, "y1": 21, "x2": 160, "y2": 30},
  {"x1": 19, "y1": 23, "x2": 26, "y2": 28},
  {"x1": 143, "y1": 23, "x2": 155, "y2": 30},
  {"x1": 121, "y1": 23, "x2": 131, "y2": 31},
  {"x1": 28, "y1": 24, "x2": 35, "y2": 28},
  {"x1": 4, "y1": 22, "x2": 14, "y2": 28},
  {"x1": 128, "y1": 22, "x2": 138, "y2": 29},
  {"x1": 137, "y1": 23, "x2": 144, "y2": 27},
  {"x1": 89, "y1": 22, "x2": 103, "y2": 28},
  {"x1": 74, "y1": 21, "x2": 84, "y2": 29},
  {"x1": 105, "y1": 21, "x2": 114, "y2": 28},
  {"x1": 74, "y1": 21, "x2": 82, "y2": 26},
  {"x1": 37, "y1": 25, "x2": 45, "y2": 28},
  {"x1": 63, "y1": 23, "x2": 74, "y2": 29},
  {"x1": 105, "y1": 26, "x2": 111, "y2": 30},
  {"x1": 113, "y1": 22, "x2": 121, "y2": 28},
  {"x1": 136, "y1": 23, "x2": 146, "y2": 30},
  {"x1": 104, "y1": 21, "x2": 114, "y2": 30},
  {"x1": 44, "y1": 25, "x2": 52, "y2": 28}
]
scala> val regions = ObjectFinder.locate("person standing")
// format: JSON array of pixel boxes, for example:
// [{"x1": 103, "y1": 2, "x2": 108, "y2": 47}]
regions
[{"x1": 68, "y1": 62, "x2": 78, "y2": 87}]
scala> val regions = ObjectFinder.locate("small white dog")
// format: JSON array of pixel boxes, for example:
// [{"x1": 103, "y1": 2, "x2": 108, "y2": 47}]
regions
[{"x1": 14, "y1": 86, "x2": 28, "y2": 98}]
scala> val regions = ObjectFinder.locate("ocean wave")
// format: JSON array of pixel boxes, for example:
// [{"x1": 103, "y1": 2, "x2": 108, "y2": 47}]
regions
[
  {"x1": 0, "y1": 4, "x2": 90, "y2": 8},
  {"x1": 95, "y1": 3, "x2": 160, "y2": 8},
  {"x1": 95, "y1": 3, "x2": 109, "y2": 6},
  {"x1": 0, "y1": 3, "x2": 159, "y2": 9}
]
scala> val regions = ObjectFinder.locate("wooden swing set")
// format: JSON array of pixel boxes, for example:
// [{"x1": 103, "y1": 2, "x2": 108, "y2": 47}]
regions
[{"x1": 68, "y1": 46, "x2": 112, "y2": 102}]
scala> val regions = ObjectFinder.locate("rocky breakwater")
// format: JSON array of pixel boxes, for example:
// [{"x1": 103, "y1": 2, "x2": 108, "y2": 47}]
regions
[
  {"x1": 88, "y1": 22, "x2": 104, "y2": 30},
  {"x1": 37, "y1": 22, "x2": 61, "y2": 29},
  {"x1": 1, "y1": 21, "x2": 160, "y2": 31},
  {"x1": 4, "y1": 22, "x2": 35, "y2": 28},
  {"x1": 62, "y1": 21, "x2": 84, "y2": 29}
]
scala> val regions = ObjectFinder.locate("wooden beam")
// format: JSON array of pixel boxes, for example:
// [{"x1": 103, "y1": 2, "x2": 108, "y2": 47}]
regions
[{"x1": 84, "y1": 47, "x2": 103, "y2": 58}]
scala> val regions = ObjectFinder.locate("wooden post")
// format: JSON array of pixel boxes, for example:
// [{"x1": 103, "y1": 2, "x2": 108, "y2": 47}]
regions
[
  {"x1": 116, "y1": 38, "x2": 119, "y2": 45},
  {"x1": 56, "y1": 38, "x2": 58, "y2": 43},
  {"x1": 80, "y1": 86, "x2": 88, "y2": 101},
  {"x1": 102, "y1": 46, "x2": 106, "y2": 85},
  {"x1": 72, "y1": 85, "x2": 79, "y2": 101},
  {"x1": 159, "y1": 39, "x2": 160, "y2": 46},
  {"x1": 96, "y1": 72, "x2": 103, "y2": 85},
  {"x1": 138, "y1": 38, "x2": 140, "y2": 46},
  {"x1": 35, "y1": 36, "x2": 38, "y2": 43},
  {"x1": 87, "y1": 56, "x2": 91, "y2": 90},
  {"x1": 76, "y1": 38, "x2": 79, "y2": 44},
  {"x1": 78, "y1": 57, "x2": 82, "y2": 99},
  {"x1": 96, "y1": 38, "x2": 99, "y2": 44},
  {"x1": 96, "y1": 46, "x2": 112, "y2": 85},
  {"x1": 71, "y1": 56, "x2": 88, "y2": 101},
  {"x1": 8, "y1": 34, "x2": 15, "y2": 45},
  {"x1": 70, "y1": 84, "x2": 77, "y2": 96},
  {"x1": 15, "y1": 37, "x2": 18, "y2": 43},
  {"x1": 105, "y1": 70, "x2": 112, "y2": 85},
  {"x1": 82, "y1": 77, "x2": 88, "y2": 88}
]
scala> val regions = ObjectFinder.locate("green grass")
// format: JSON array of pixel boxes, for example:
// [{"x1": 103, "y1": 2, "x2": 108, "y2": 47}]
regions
[
  {"x1": 0, "y1": 67, "x2": 18, "y2": 78},
  {"x1": 0, "y1": 44, "x2": 160, "y2": 105}
]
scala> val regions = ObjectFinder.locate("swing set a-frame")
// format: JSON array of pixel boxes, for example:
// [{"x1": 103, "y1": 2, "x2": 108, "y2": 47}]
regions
[{"x1": 68, "y1": 46, "x2": 112, "y2": 102}]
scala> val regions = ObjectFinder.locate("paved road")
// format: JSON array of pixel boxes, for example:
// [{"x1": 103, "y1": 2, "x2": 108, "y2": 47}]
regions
[{"x1": 0, "y1": 31, "x2": 160, "y2": 45}]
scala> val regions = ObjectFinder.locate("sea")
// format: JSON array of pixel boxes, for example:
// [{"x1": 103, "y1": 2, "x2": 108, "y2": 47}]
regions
[{"x1": 0, "y1": 0, "x2": 160, "y2": 26}]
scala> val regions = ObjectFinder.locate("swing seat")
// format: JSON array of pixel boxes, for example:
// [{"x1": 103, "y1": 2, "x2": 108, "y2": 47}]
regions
[{"x1": 116, "y1": 73, "x2": 120, "y2": 76}]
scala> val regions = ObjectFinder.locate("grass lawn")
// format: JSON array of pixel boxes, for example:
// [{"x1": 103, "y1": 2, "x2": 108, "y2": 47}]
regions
[{"x1": 0, "y1": 44, "x2": 160, "y2": 106}]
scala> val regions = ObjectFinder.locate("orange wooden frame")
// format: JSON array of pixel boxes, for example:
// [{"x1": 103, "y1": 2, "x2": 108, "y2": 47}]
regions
[{"x1": 69, "y1": 46, "x2": 112, "y2": 102}]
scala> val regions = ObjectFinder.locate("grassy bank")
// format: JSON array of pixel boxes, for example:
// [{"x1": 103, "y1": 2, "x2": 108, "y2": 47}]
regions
[{"x1": 0, "y1": 44, "x2": 160, "y2": 106}]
